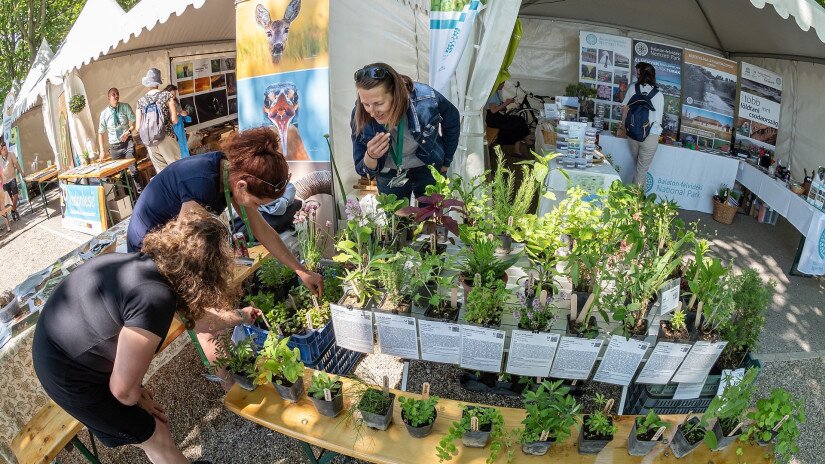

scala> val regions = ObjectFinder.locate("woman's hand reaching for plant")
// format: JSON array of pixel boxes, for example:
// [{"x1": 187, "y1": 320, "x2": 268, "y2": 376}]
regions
[
  {"x1": 236, "y1": 306, "x2": 262, "y2": 325},
  {"x1": 137, "y1": 387, "x2": 168, "y2": 423},
  {"x1": 298, "y1": 269, "x2": 324, "y2": 298}
]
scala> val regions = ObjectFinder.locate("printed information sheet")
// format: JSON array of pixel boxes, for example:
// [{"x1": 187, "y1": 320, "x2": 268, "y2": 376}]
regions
[
  {"x1": 549, "y1": 336, "x2": 603, "y2": 380},
  {"x1": 418, "y1": 320, "x2": 462, "y2": 364},
  {"x1": 673, "y1": 381, "x2": 705, "y2": 400},
  {"x1": 593, "y1": 335, "x2": 650, "y2": 385},
  {"x1": 330, "y1": 304, "x2": 374, "y2": 354},
  {"x1": 505, "y1": 331, "x2": 560, "y2": 377},
  {"x1": 460, "y1": 326, "x2": 506, "y2": 373},
  {"x1": 635, "y1": 342, "x2": 692, "y2": 384},
  {"x1": 671, "y1": 341, "x2": 728, "y2": 383},
  {"x1": 375, "y1": 313, "x2": 419, "y2": 359}
]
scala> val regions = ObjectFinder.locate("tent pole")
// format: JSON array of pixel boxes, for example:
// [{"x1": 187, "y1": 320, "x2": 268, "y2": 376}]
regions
[{"x1": 694, "y1": 0, "x2": 725, "y2": 54}]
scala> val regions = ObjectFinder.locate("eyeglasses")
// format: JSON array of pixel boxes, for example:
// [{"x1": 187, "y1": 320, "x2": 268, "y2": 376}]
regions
[
  {"x1": 354, "y1": 66, "x2": 389, "y2": 82},
  {"x1": 242, "y1": 173, "x2": 291, "y2": 196}
]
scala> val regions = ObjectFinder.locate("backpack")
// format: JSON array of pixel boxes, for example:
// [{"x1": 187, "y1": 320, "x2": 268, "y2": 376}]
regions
[
  {"x1": 139, "y1": 92, "x2": 168, "y2": 147},
  {"x1": 624, "y1": 83, "x2": 659, "y2": 142}
]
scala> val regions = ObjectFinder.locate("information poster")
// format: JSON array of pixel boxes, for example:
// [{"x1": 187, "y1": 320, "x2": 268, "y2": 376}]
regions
[
  {"x1": 593, "y1": 336, "x2": 650, "y2": 386},
  {"x1": 549, "y1": 336, "x2": 603, "y2": 380},
  {"x1": 171, "y1": 52, "x2": 237, "y2": 132},
  {"x1": 375, "y1": 313, "x2": 419, "y2": 359},
  {"x1": 631, "y1": 40, "x2": 682, "y2": 143},
  {"x1": 505, "y1": 331, "x2": 560, "y2": 378},
  {"x1": 635, "y1": 341, "x2": 692, "y2": 384},
  {"x1": 419, "y1": 320, "x2": 462, "y2": 364},
  {"x1": 62, "y1": 184, "x2": 107, "y2": 235},
  {"x1": 330, "y1": 304, "x2": 374, "y2": 354},
  {"x1": 671, "y1": 341, "x2": 727, "y2": 383},
  {"x1": 679, "y1": 50, "x2": 738, "y2": 152},
  {"x1": 460, "y1": 326, "x2": 506, "y2": 373},
  {"x1": 579, "y1": 31, "x2": 632, "y2": 129},
  {"x1": 733, "y1": 62, "x2": 782, "y2": 158}
]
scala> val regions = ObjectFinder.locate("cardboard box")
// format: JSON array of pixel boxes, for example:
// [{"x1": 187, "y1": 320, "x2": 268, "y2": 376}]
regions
[{"x1": 107, "y1": 196, "x2": 133, "y2": 223}]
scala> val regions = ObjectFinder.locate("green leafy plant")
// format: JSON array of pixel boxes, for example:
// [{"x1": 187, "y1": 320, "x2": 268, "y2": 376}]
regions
[
  {"x1": 307, "y1": 372, "x2": 341, "y2": 399},
  {"x1": 396, "y1": 193, "x2": 465, "y2": 244},
  {"x1": 521, "y1": 380, "x2": 580, "y2": 444},
  {"x1": 702, "y1": 368, "x2": 758, "y2": 449},
  {"x1": 68, "y1": 94, "x2": 86, "y2": 114},
  {"x1": 680, "y1": 417, "x2": 706, "y2": 444},
  {"x1": 254, "y1": 334, "x2": 305, "y2": 385},
  {"x1": 670, "y1": 309, "x2": 687, "y2": 331},
  {"x1": 436, "y1": 405, "x2": 511, "y2": 464},
  {"x1": 457, "y1": 225, "x2": 520, "y2": 287},
  {"x1": 257, "y1": 257, "x2": 297, "y2": 289},
  {"x1": 246, "y1": 293, "x2": 304, "y2": 336},
  {"x1": 293, "y1": 200, "x2": 333, "y2": 272},
  {"x1": 510, "y1": 212, "x2": 565, "y2": 297},
  {"x1": 375, "y1": 193, "x2": 410, "y2": 246},
  {"x1": 513, "y1": 277, "x2": 555, "y2": 331},
  {"x1": 635, "y1": 410, "x2": 668, "y2": 440},
  {"x1": 717, "y1": 269, "x2": 774, "y2": 368},
  {"x1": 464, "y1": 273, "x2": 508, "y2": 326},
  {"x1": 583, "y1": 394, "x2": 617, "y2": 438},
  {"x1": 424, "y1": 166, "x2": 488, "y2": 226},
  {"x1": 489, "y1": 146, "x2": 537, "y2": 235},
  {"x1": 398, "y1": 395, "x2": 440, "y2": 427},
  {"x1": 741, "y1": 388, "x2": 805, "y2": 464},
  {"x1": 375, "y1": 249, "x2": 414, "y2": 306},
  {"x1": 358, "y1": 388, "x2": 392, "y2": 414},
  {"x1": 333, "y1": 220, "x2": 388, "y2": 306},
  {"x1": 212, "y1": 334, "x2": 256, "y2": 378}
]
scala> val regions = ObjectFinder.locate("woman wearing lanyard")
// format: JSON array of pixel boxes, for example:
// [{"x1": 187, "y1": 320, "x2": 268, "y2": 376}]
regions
[
  {"x1": 126, "y1": 127, "x2": 323, "y2": 365},
  {"x1": 351, "y1": 63, "x2": 460, "y2": 198}
]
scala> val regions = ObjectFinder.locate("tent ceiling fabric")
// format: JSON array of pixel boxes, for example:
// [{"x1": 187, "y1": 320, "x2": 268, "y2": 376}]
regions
[
  {"x1": 519, "y1": 0, "x2": 825, "y2": 62},
  {"x1": 11, "y1": 39, "x2": 53, "y2": 121}
]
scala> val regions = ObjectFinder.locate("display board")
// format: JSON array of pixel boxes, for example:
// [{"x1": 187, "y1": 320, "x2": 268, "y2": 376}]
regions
[
  {"x1": 733, "y1": 62, "x2": 782, "y2": 158},
  {"x1": 631, "y1": 40, "x2": 682, "y2": 143},
  {"x1": 170, "y1": 52, "x2": 238, "y2": 133},
  {"x1": 679, "y1": 50, "x2": 738, "y2": 152},
  {"x1": 62, "y1": 184, "x2": 107, "y2": 235},
  {"x1": 579, "y1": 31, "x2": 632, "y2": 131}
]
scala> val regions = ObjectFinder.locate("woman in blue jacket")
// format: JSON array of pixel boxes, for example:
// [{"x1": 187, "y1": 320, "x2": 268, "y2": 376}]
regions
[{"x1": 351, "y1": 63, "x2": 460, "y2": 197}]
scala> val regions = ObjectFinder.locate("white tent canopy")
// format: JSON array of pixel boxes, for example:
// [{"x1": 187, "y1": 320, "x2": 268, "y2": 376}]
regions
[{"x1": 11, "y1": 39, "x2": 53, "y2": 122}]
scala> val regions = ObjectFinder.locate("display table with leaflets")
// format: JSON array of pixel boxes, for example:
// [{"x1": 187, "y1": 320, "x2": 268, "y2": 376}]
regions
[
  {"x1": 538, "y1": 156, "x2": 622, "y2": 216},
  {"x1": 24, "y1": 166, "x2": 60, "y2": 218},
  {"x1": 57, "y1": 159, "x2": 138, "y2": 234}
]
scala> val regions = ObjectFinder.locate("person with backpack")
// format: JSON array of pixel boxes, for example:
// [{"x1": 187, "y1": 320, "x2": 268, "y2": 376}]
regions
[
  {"x1": 136, "y1": 68, "x2": 181, "y2": 173},
  {"x1": 619, "y1": 62, "x2": 664, "y2": 186}
]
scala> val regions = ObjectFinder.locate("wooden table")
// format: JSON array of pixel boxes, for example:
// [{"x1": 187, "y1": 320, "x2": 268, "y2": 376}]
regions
[
  {"x1": 24, "y1": 167, "x2": 59, "y2": 218},
  {"x1": 58, "y1": 159, "x2": 138, "y2": 227},
  {"x1": 225, "y1": 369, "x2": 773, "y2": 464}
]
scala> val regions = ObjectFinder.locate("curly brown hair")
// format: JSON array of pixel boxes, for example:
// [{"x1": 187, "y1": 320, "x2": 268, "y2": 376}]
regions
[
  {"x1": 141, "y1": 208, "x2": 239, "y2": 328},
  {"x1": 222, "y1": 127, "x2": 290, "y2": 200}
]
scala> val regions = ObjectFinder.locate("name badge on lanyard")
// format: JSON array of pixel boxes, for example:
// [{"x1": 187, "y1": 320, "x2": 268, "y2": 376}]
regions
[{"x1": 386, "y1": 117, "x2": 409, "y2": 188}]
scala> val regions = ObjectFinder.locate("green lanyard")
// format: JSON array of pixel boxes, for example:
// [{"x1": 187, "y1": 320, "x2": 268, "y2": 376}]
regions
[
  {"x1": 388, "y1": 117, "x2": 405, "y2": 168},
  {"x1": 222, "y1": 161, "x2": 255, "y2": 245}
]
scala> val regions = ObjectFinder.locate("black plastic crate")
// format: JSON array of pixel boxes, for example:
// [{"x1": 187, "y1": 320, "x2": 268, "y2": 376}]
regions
[
  {"x1": 624, "y1": 383, "x2": 714, "y2": 415},
  {"x1": 307, "y1": 343, "x2": 363, "y2": 375}
]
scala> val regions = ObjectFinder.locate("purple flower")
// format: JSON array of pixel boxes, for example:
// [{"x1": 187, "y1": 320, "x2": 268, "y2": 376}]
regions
[{"x1": 345, "y1": 199, "x2": 362, "y2": 220}]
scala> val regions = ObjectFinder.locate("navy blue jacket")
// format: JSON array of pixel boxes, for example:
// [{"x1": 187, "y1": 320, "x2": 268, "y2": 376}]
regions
[{"x1": 351, "y1": 82, "x2": 460, "y2": 177}]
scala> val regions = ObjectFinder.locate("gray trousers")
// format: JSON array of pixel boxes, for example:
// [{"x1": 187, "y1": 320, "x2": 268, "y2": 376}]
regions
[{"x1": 628, "y1": 134, "x2": 659, "y2": 186}]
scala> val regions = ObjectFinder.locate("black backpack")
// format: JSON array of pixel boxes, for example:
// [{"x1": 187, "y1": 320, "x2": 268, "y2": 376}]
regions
[{"x1": 624, "y1": 83, "x2": 659, "y2": 142}]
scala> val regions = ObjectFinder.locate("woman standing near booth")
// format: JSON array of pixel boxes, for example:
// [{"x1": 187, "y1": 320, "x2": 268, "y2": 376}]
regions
[{"x1": 351, "y1": 63, "x2": 460, "y2": 198}]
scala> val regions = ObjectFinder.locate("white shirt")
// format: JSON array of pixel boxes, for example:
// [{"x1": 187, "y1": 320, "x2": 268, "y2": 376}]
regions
[{"x1": 622, "y1": 83, "x2": 665, "y2": 135}]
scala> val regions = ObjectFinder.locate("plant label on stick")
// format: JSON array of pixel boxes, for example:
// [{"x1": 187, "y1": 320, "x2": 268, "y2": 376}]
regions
[
  {"x1": 536, "y1": 376, "x2": 542, "y2": 383},
  {"x1": 540, "y1": 430, "x2": 549, "y2": 442},
  {"x1": 540, "y1": 289, "x2": 548, "y2": 305},
  {"x1": 773, "y1": 414, "x2": 790, "y2": 432},
  {"x1": 383, "y1": 376, "x2": 389, "y2": 396},
  {"x1": 287, "y1": 294, "x2": 297, "y2": 311},
  {"x1": 570, "y1": 293, "x2": 578, "y2": 320},
  {"x1": 451, "y1": 287, "x2": 458, "y2": 309},
  {"x1": 474, "y1": 273, "x2": 481, "y2": 287},
  {"x1": 422, "y1": 382, "x2": 430, "y2": 400},
  {"x1": 604, "y1": 398, "x2": 614, "y2": 414},
  {"x1": 324, "y1": 388, "x2": 332, "y2": 402},
  {"x1": 728, "y1": 422, "x2": 743, "y2": 437},
  {"x1": 576, "y1": 293, "x2": 595, "y2": 324},
  {"x1": 470, "y1": 416, "x2": 479, "y2": 432},
  {"x1": 310, "y1": 295, "x2": 320, "y2": 310},
  {"x1": 507, "y1": 216, "x2": 514, "y2": 228},
  {"x1": 694, "y1": 302, "x2": 703, "y2": 330},
  {"x1": 652, "y1": 426, "x2": 667, "y2": 441},
  {"x1": 306, "y1": 311, "x2": 314, "y2": 330},
  {"x1": 430, "y1": 234, "x2": 436, "y2": 252},
  {"x1": 571, "y1": 379, "x2": 577, "y2": 386}
]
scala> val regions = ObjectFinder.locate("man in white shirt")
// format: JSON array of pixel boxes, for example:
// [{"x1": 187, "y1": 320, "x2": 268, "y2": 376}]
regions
[{"x1": 620, "y1": 62, "x2": 664, "y2": 186}]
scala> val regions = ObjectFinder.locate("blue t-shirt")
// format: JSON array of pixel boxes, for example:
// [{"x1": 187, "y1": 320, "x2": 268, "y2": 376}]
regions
[{"x1": 127, "y1": 151, "x2": 227, "y2": 251}]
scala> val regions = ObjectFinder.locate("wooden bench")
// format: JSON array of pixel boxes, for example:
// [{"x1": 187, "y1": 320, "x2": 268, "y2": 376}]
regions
[
  {"x1": 10, "y1": 246, "x2": 269, "y2": 464},
  {"x1": 225, "y1": 368, "x2": 773, "y2": 464}
]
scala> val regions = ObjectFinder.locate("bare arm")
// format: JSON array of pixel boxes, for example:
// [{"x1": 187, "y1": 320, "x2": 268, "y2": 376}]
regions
[
  {"x1": 135, "y1": 108, "x2": 142, "y2": 134},
  {"x1": 98, "y1": 133, "x2": 107, "y2": 162},
  {"x1": 109, "y1": 326, "x2": 159, "y2": 405},
  {"x1": 167, "y1": 97, "x2": 178, "y2": 125}
]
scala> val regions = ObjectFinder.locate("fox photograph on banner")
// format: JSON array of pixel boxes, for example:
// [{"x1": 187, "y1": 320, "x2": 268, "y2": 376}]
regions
[
  {"x1": 679, "y1": 50, "x2": 738, "y2": 152},
  {"x1": 631, "y1": 40, "x2": 682, "y2": 143},
  {"x1": 733, "y1": 62, "x2": 782, "y2": 158},
  {"x1": 579, "y1": 31, "x2": 632, "y2": 131},
  {"x1": 235, "y1": 0, "x2": 330, "y2": 181}
]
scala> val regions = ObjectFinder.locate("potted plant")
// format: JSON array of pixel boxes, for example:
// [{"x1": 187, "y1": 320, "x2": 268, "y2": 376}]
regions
[
  {"x1": 398, "y1": 394, "x2": 440, "y2": 438},
  {"x1": 627, "y1": 410, "x2": 668, "y2": 456},
  {"x1": 396, "y1": 193, "x2": 465, "y2": 251},
  {"x1": 463, "y1": 273, "x2": 508, "y2": 327},
  {"x1": 436, "y1": 405, "x2": 510, "y2": 463},
  {"x1": 246, "y1": 293, "x2": 305, "y2": 338},
  {"x1": 419, "y1": 271, "x2": 461, "y2": 322},
  {"x1": 357, "y1": 387, "x2": 396, "y2": 431},
  {"x1": 489, "y1": 147, "x2": 537, "y2": 252},
  {"x1": 513, "y1": 276, "x2": 555, "y2": 331},
  {"x1": 659, "y1": 307, "x2": 690, "y2": 342},
  {"x1": 375, "y1": 250, "x2": 413, "y2": 313},
  {"x1": 293, "y1": 200, "x2": 334, "y2": 272},
  {"x1": 375, "y1": 193, "x2": 410, "y2": 250},
  {"x1": 670, "y1": 415, "x2": 705, "y2": 458},
  {"x1": 457, "y1": 225, "x2": 519, "y2": 291},
  {"x1": 333, "y1": 219, "x2": 388, "y2": 309},
  {"x1": 520, "y1": 380, "x2": 580, "y2": 456},
  {"x1": 307, "y1": 372, "x2": 344, "y2": 417},
  {"x1": 256, "y1": 257, "x2": 298, "y2": 301},
  {"x1": 741, "y1": 388, "x2": 805, "y2": 464},
  {"x1": 578, "y1": 393, "x2": 617, "y2": 454},
  {"x1": 212, "y1": 334, "x2": 257, "y2": 391},
  {"x1": 510, "y1": 212, "x2": 565, "y2": 302},
  {"x1": 716, "y1": 269, "x2": 774, "y2": 369},
  {"x1": 254, "y1": 334, "x2": 305, "y2": 402},
  {"x1": 702, "y1": 367, "x2": 758, "y2": 451}
]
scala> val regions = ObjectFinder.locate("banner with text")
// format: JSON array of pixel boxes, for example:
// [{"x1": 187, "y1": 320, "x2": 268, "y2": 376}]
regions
[
  {"x1": 733, "y1": 62, "x2": 782, "y2": 157},
  {"x1": 679, "y1": 50, "x2": 738, "y2": 152},
  {"x1": 429, "y1": 0, "x2": 480, "y2": 96},
  {"x1": 631, "y1": 40, "x2": 682, "y2": 143},
  {"x1": 62, "y1": 184, "x2": 107, "y2": 235},
  {"x1": 579, "y1": 31, "x2": 632, "y2": 131}
]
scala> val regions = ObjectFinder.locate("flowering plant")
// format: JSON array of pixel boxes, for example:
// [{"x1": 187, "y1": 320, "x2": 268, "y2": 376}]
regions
[
  {"x1": 293, "y1": 200, "x2": 333, "y2": 272},
  {"x1": 513, "y1": 278, "x2": 556, "y2": 331}
]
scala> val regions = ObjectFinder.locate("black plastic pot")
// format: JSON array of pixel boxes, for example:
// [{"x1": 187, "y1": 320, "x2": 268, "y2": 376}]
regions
[
  {"x1": 669, "y1": 418, "x2": 704, "y2": 458},
  {"x1": 626, "y1": 421, "x2": 661, "y2": 456},
  {"x1": 566, "y1": 314, "x2": 599, "y2": 339},
  {"x1": 461, "y1": 407, "x2": 493, "y2": 447},
  {"x1": 710, "y1": 420, "x2": 742, "y2": 451},
  {"x1": 310, "y1": 383, "x2": 344, "y2": 417},
  {"x1": 423, "y1": 302, "x2": 460, "y2": 322},
  {"x1": 274, "y1": 376, "x2": 304, "y2": 403},
  {"x1": 521, "y1": 438, "x2": 555, "y2": 456},
  {"x1": 402, "y1": 409, "x2": 437, "y2": 438},
  {"x1": 756, "y1": 429, "x2": 777, "y2": 446},
  {"x1": 359, "y1": 392, "x2": 395, "y2": 431},
  {"x1": 496, "y1": 233, "x2": 513, "y2": 254},
  {"x1": 578, "y1": 416, "x2": 614, "y2": 454},
  {"x1": 232, "y1": 372, "x2": 256, "y2": 391}
]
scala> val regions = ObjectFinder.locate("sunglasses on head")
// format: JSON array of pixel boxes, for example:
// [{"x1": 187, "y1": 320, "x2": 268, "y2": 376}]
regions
[
  {"x1": 241, "y1": 174, "x2": 291, "y2": 196},
  {"x1": 354, "y1": 66, "x2": 389, "y2": 82}
]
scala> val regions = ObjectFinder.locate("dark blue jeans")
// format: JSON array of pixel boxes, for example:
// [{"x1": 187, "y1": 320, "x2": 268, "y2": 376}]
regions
[{"x1": 376, "y1": 165, "x2": 436, "y2": 199}]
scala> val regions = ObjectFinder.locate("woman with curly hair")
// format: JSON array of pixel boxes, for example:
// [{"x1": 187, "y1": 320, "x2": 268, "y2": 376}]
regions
[{"x1": 32, "y1": 209, "x2": 254, "y2": 463}]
